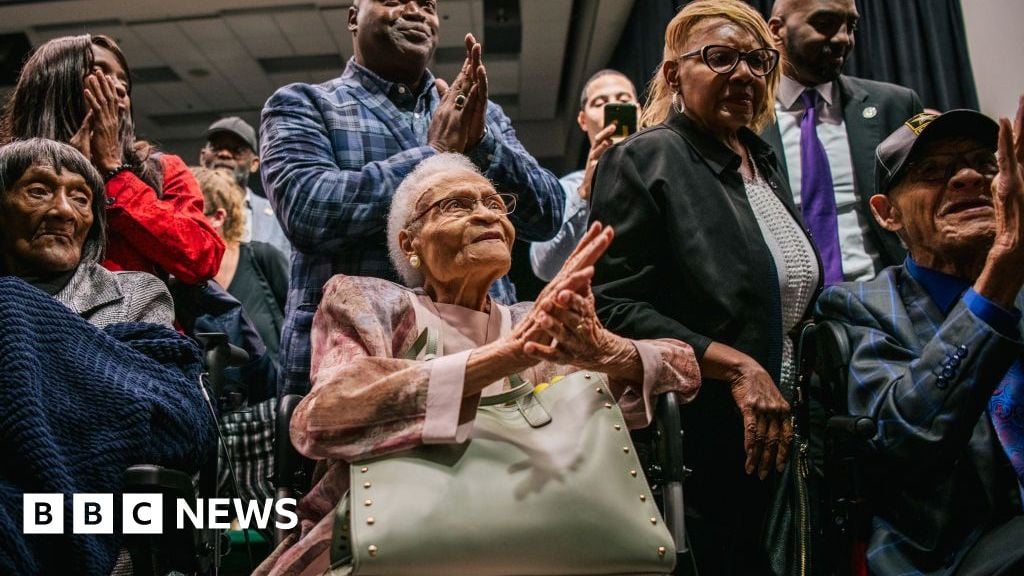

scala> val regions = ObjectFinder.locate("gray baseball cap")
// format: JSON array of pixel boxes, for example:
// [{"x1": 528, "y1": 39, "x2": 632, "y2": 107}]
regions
[
  {"x1": 875, "y1": 109, "x2": 998, "y2": 195},
  {"x1": 206, "y1": 116, "x2": 258, "y2": 153}
]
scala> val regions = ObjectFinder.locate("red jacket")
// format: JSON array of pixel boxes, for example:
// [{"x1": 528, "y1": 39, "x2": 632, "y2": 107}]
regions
[{"x1": 102, "y1": 153, "x2": 224, "y2": 284}]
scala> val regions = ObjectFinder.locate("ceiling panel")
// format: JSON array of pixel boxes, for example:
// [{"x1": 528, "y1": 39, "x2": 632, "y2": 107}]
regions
[
  {"x1": 130, "y1": 20, "x2": 243, "y2": 110},
  {"x1": 273, "y1": 7, "x2": 336, "y2": 55},
  {"x1": 319, "y1": 6, "x2": 352, "y2": 60},
  {"x1": 179, "y1": 16, "x2": 277, "y2": 109},
  {"x1": 222, "y1": 12, "x2": 294, "y2": 59},
  {"x1": 517, "y1": 0, "x2": 572, "y2": 120}
]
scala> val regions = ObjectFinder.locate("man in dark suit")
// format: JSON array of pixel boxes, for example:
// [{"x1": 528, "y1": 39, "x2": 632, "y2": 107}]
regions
[
  {"x1": 765, "y1": 0, "x2": 923, "y2": 283},
  {"x1": 816, "y1": 107, "x2": 1024, "y2": 575}
]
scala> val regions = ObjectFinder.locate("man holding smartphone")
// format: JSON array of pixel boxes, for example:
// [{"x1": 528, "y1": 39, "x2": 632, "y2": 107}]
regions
[{"x1": 530, "y1": 69, "x2": 638, "y2": 281}]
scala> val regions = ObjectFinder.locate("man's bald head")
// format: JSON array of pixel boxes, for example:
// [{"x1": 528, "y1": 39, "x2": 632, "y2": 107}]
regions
[{"x1": 768, "y1": 0, "x2": 858, "y2": 86}]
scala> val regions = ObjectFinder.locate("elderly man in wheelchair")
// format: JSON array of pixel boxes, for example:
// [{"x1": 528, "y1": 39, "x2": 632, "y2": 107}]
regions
[
  {"x1": 0, "y1": 138, "x2": 216, "y2": 574},
  {"x1": 814, "y1": 103, "x2": 1024, "y2": 575}
]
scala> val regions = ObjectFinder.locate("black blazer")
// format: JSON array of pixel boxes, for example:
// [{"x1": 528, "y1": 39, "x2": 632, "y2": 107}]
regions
[
  {"x1": 762, "y1": 75, "x2": 922, "y2": 269},
  {"x1": 591, "y1": 111, "x2": 822, "y2": 382},
  {"x1": 590, "y1": 111, "x2": 824, "y2": 571}
]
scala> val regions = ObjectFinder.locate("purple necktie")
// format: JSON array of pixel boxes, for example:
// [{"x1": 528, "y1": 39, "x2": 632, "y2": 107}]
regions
[
  {"x1": 799, "y1": 90, "x2": 844, "y2": 285},
  {"x1": 990, "y1": 359, "x2": 1024, "y2": 488}
]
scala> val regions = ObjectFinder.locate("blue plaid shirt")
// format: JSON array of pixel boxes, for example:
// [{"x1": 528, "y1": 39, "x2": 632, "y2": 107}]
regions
[{"x1": 261, "y1": 58, "x2": 564, "y2": 396}]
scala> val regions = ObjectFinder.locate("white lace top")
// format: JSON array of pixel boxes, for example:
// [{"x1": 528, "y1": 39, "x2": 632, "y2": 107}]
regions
[{"x1": 743, "y1": 165, "x2": 820, "y2": 389}]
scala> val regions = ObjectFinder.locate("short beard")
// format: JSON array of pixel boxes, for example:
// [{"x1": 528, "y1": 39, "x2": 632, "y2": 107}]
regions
[
  {"x1": 786, "y1": 37, "x2": 844, "y2": 84},
  {"x1": 230, "y1": 164, "x2": 251, "y2": 189}
]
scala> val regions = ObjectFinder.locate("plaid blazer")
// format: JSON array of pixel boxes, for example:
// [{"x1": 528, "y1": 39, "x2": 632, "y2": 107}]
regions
[
  {"x1": 815, "y1": 264, "x2": 1024, "y2": 575},
  {"x1": 260, "y1": 59, "x2": 564, "y2": 396}
]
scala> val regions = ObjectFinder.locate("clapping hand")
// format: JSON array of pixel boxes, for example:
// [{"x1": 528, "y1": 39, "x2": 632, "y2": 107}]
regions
[
  {"x1": 428, "y1": 34, "x2": 489, "y2": 153},
  {"x1": 507, "y1": 223, "x2": 613, "y2": 357},
  {"x1": 976, "y1": 94, "x2": 1024, "y2": 308}
]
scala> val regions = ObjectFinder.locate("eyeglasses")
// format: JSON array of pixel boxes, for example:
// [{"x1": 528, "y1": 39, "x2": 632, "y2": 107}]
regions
[
  {"x1": 903, "y1": 149, "x2": 998, "y2": 184},
  {"x1": 409, "y1": 192, "x2": 517, "y2": 223},
  {"x1": 678, "y1": 45, "x2": 780, "y2": 77}
]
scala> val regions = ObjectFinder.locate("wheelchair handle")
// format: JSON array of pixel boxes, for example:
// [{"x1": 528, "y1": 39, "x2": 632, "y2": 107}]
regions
[{"x1": 827, "y1": 415, "x2": 877, "y2": 440}]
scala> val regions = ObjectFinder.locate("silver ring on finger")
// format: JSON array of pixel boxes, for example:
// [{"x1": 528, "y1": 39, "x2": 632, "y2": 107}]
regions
[{"x1": 454, "y1": 93, "x2": 468, "y2": 110}]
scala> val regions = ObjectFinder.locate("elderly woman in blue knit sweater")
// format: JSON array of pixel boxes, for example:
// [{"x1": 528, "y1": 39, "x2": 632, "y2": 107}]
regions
[{"x1": 0, "y1": 139, "x2": 215, "y2": 575}]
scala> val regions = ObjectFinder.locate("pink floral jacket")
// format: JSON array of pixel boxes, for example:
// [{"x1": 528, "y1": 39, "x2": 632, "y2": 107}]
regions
[{"x1": 257, "y1": 275, "x2": 700, "y2": 576}]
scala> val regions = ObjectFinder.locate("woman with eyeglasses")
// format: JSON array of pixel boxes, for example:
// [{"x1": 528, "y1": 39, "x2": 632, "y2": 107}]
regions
[
  {"x1": 256, "y1": 152, "x2": 701, "y2": 575},
  {"x1": 589, "y1": 0, "x2": 822, "y2": 572}
]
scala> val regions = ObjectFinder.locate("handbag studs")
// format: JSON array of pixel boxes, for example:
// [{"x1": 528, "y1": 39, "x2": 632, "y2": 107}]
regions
[
  {"x1": 364, "y1": 482, "x2": 372, "y2": 489},
  {"x1": 630, "y1": 469, "x2": 637, "y2": 477},
  {"x1": 364, "y1": 499, "x2": 373, "y2": 507},
  {"x1": 657, "y1": 546, "x2": 667, "y2": 558},
  {"x1": 367, "y1": 516, "x2": 375, "y2": 525},
  {"x1": 650, "y1": 517, "x2": 658, "y2": 525},
  {"x1": 614, "y1": 424, "x2": 622, "y2": 431},
  {"x1": 639, "y1": 494, "x2": 646, "y2": 502},
  {"x1": 361, "y1": 466, "x2": 369, "y2": 473},
  {"x1": 622, "y1": 446, "x2": 630, "y2": 453},
  {"x1": 368, "y1": 545, "x2": 379, "y2": 557}
]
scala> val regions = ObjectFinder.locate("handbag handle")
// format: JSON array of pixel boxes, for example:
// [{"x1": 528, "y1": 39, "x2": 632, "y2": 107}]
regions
[
  {"x1": 401, "y1": 327, "x2": 441, "y2": 360},
  {"x1": 403, "y1": 327, "x2": 552, "y2": 427}
]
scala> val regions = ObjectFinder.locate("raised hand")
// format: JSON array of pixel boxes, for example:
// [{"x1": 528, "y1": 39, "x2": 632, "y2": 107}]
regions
[
  {"x1": 69, "y1": 109, "x2": 94, "y2": 161},
  {"x1": 578, "y1": 122, "x2": 618, "y2": 201},
  {"x1": 427, "y1": 34, "x2": 488, "y2": 154},
  {"x1": 83, "y1": 72, "x2": 125, "y2": 171},
  {"x1": 975, "y1": 94, "x2": 1024, "y2": 308},
  {"x1": 509, "y1": 223, "x2": 614, "y2": 356}
]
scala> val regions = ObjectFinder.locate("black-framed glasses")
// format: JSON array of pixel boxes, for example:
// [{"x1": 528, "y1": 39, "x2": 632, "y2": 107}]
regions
[
  {"x1": 678, "y1": 45, "x2": 780, "y2": 77},
  {"x1": 903, "y1": 149, "x2": 998, "y2": 184},
  {"x1": 409, "y1": 192, "x2": 517, "y2": 223}
]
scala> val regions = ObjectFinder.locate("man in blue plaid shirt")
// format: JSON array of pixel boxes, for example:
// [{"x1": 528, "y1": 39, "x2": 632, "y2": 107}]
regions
[{"x1": 260, "y1": 0, "x2": 564, "y2": 396}]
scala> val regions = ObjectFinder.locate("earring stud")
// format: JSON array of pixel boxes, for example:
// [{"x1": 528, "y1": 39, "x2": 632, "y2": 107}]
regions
[{"x1": 410, "y1": 254, "x2": 420, "y2": 268}]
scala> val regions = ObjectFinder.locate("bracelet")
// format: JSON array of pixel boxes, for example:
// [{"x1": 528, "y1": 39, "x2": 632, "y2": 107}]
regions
[{"x1": 102, "y1": 163, "x2": 133, "y2": 182}]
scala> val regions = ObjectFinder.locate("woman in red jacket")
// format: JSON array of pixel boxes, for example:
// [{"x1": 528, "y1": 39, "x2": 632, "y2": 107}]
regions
[{"x1": 1, "y1": 34, "x2": 223, "y2": 284}]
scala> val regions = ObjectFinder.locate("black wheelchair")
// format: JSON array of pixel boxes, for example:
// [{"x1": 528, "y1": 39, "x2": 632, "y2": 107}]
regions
[
  {"x1": 121, "y1": 332, "x2": 250, "y2": 576},
  {"x1": 799, "y1": 320, "x2": 876, "y2": 576}
]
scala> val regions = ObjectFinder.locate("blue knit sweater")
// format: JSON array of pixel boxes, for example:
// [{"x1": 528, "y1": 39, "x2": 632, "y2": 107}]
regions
[{"x1": 0, "y1": 277, "x2": 216, "y2": 575}]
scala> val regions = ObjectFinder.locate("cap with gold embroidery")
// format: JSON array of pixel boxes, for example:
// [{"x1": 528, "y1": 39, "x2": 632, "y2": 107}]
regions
[{"x1": 875, "y1": 109, "x2": 998, "y2": 195}]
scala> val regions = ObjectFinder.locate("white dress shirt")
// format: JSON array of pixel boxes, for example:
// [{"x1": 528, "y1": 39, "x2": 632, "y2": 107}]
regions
[{"x1": 775, "y1": 75, "x2": 883, "y2": 281}]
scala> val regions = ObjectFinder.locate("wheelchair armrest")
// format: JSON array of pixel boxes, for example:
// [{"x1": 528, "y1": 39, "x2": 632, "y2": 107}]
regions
[
  {"x1": 814, "y1": 320, "x2": 852, "y2": 413},
  {"x1": 653, "y1": 392, "x2": 689, "y2": 557},
  {"x1": 124, "y1": 464, "x2": 195, "y2": 499},
  {"x1": 273, "y1": 394, "x2": 311, "y2": 545},
  {"x1": 274, "y1": 394, "x2": 309, "y2": 493},
  {"x1": 826, "y1": 415, "x2": 877, "y2": 441}
]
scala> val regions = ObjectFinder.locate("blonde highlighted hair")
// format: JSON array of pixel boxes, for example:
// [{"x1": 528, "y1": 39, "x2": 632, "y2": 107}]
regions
[
  {"x1": 191, "y1": 166, "x2": 246, "y2": 243},
  {"x1": 640, "y1": 0, "x2": 779, "y2": 132}
]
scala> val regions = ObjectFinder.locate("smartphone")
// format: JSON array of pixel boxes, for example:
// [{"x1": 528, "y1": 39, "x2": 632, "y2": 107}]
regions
[{"x1": 603, "y1": 102, "x2": 638, "y2": 141}]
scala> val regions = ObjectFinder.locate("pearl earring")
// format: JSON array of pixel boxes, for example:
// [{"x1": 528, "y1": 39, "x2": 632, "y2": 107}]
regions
[{"x1": 409, "y1": 254, "x2": 420, "y2": 268}]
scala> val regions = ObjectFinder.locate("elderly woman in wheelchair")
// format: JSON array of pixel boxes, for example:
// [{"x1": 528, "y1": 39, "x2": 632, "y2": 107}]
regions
[
  {"x1": 0, "y1": 139, "x2": 214, "y2": 574},
  {"x1": 257, "y1": 153, "x2": 701, "y2": 576}
]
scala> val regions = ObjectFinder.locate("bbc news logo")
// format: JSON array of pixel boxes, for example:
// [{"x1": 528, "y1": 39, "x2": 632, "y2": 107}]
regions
[{"x1": 23, "y1": 494, "x2": 298, "y2": 534}]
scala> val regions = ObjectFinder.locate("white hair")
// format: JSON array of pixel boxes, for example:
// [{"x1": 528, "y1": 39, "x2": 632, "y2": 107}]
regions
[{"x1": 387, "y1": 153, "x2": 486, "y2": 286}]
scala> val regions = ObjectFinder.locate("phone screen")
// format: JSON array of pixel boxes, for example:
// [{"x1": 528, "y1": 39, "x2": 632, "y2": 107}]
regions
[{"x1": 603, "y1": 103, "x2": 638, "y2": 140}]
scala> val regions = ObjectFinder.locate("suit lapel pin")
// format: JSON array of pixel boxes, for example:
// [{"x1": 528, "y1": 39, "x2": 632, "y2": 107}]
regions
[{"x1": 863, "y1": 106, "x2": 878, "y2": 119}]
